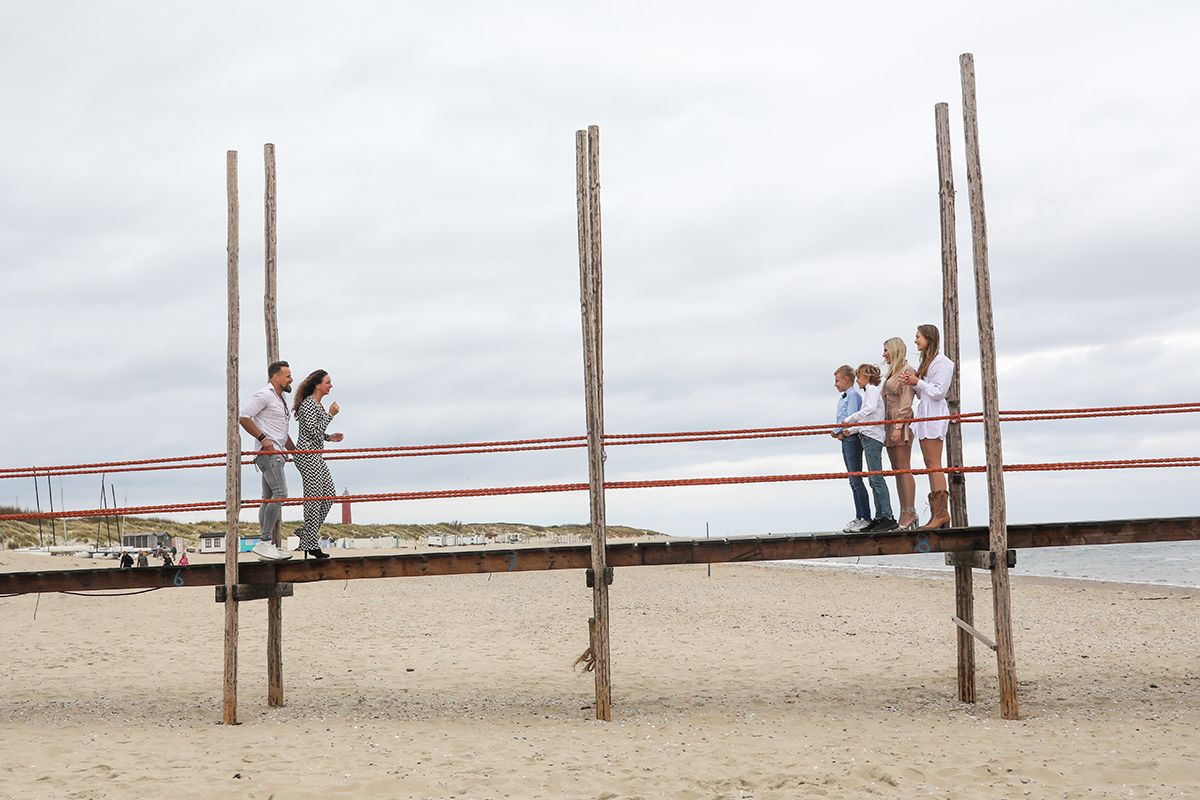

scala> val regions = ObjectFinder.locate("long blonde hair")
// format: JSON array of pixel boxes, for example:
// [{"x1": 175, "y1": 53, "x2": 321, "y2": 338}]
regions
[{"x1": 883, "y1": 337, "x2": 908, "y2": 379}]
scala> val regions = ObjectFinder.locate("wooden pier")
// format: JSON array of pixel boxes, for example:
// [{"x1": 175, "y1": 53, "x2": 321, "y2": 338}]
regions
[{"x1": 3, "y1": 516, "x2": 1197, "y2": 596}]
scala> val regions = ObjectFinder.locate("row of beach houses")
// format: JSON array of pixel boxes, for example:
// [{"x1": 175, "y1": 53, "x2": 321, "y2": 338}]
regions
[{"x1": 196, "y1": 532, "x2": 526, "y2": 553}]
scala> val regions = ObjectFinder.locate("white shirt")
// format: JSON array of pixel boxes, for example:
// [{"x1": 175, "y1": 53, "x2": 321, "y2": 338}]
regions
[
  {"x1": 841, "y1": 383, "x2": 885, "y2": 443},
  {"x1": 911, "y1": 353, "x2": 956, "y2": 440},
  {"x1": 239, "y1": 385, "x2": 291, "y2": 450}
]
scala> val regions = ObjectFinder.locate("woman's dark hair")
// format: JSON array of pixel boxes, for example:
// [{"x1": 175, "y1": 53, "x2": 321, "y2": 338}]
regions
[
  {"x1": 916, "y1": 324, "x2": 941, "y2": 378},
  {"x1": 292, "y1": 369, "x2": 328, "y2": 418}
]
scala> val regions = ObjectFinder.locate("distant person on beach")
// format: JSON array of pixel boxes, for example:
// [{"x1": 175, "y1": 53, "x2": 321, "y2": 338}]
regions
[
  {"x1": 136, "y1": 551, "x2": 149, "y2": 568},
  {"x1": 161, "y1": 550, "x2": 174, "y2": 568},
  {"x1": 238, "y1": 360, "x2": 296, "y2": 562},
  {"x1": 178, "y1": 551, "x2": 189, "y2": 567},
  {"x1": 882, "y1": 337, "x2": 918, "y2": 530},
  {"x1": 119, "y1": 552, "x2": 134, "y2": 569},
  {"x1": 900, "y1": 324, "x2": 956, "y2": 530},
  {"x1": 840, "y1": 364, "x2": 896, "y2": 531},
  {"x1": 291, "y1": 369, "x2": 343, "y2": 560},
  {"x1": 832, "y1": 365, "x2": 870, "y2": 533}
]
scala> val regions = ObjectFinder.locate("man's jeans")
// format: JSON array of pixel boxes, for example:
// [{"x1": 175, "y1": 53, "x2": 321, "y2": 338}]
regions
[
  {"x1": 255, "y1": 453, "x2": 288, "y2": 542},
  {"x1": 840, "y1": 433, "x2": 870, "y2": 521},
  {"x1": 860, "y1": 434, "x2": 894, "y2": 520}
]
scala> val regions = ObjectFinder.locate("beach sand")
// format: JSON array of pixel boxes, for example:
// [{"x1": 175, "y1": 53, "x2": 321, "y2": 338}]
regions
[{"x1": 0, "y1": 550, "x2": 1197, "y2": 799}]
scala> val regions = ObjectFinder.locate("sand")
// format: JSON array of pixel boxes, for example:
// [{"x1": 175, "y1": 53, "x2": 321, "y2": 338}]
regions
[{"x1": 0, "y1": 550, "x2": 1197, "y2": 800}]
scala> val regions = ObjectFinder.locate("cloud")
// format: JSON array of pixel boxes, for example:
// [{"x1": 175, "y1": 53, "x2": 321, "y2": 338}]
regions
[{"x1": 3, "y1": 2, "x2": 1198, "y2": 536}]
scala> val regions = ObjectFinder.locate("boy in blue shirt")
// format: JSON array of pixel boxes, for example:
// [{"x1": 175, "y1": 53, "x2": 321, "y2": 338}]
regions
[{"x1": 833, "y1": 364, "x2": 871, "y2": 532}]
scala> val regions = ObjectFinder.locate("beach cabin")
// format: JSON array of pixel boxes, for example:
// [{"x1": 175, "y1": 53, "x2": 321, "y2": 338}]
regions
[
  {"x1": 197, "y1": 535, "x2": 263, "y2": 553},
  {"x1": 121, "y1": 532, "x2": 186, "y2": 554}
]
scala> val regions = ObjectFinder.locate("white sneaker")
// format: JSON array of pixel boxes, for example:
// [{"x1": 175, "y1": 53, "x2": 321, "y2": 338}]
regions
[
  {"x1": 251, "y1": 541, "x2": 293, "y2": 561},
  {"x1": 843, "y1": 518, "x2": 871, "y2": 533}
]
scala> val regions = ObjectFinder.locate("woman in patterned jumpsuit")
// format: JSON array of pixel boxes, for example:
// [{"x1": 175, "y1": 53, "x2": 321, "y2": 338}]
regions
[{"x1": 291, "y1": 369, "x2": 343, "y2": 559}]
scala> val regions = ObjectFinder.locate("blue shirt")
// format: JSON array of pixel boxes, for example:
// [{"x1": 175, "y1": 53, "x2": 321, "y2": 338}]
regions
[{"x1": 834, "y1": 387, "x2": 863, "y2": 435}]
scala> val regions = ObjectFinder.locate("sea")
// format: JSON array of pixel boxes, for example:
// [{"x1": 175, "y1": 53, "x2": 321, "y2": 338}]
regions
[{"x1": 769, "y1": 538, "x2": 1200, "y2": 589}]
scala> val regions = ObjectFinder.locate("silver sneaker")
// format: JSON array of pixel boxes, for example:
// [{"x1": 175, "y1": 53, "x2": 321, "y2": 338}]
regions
[
  {"x1": 843, "y1": 518, "x2": 871, "y2": 533},
  {"x1": 251, "y1": 541, "x2": 293, "y2": 561}
]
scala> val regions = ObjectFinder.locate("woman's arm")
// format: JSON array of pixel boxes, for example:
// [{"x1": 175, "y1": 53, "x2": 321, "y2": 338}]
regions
[
  {"x1": 898, "y1": 371, "x2": 917, "y2": 413},
  {"x1": 298, "y1": 398, "x2": 332, "y2": 441},
  {"x1": 915, "y1": 358, "x2": 955, "y2": 402}
]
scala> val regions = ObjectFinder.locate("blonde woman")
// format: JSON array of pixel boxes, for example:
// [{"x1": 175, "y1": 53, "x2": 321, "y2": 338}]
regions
[
  {"x1": 899, "y1": 324, "x2": 956, "y2": 529},
  {"x1": 881, "y1": 337, "x2": 918, "y2": 530}
]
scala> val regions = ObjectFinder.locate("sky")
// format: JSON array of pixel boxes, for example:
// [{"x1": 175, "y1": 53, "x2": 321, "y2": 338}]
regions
[{"x1": 2, "y1": 2, "x2": 1198, "y2": 537}]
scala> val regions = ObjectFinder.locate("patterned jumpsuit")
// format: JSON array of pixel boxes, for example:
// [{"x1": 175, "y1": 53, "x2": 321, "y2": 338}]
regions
[{"x1": 294, "y1": 396, "x2": 337, "y2": 550}]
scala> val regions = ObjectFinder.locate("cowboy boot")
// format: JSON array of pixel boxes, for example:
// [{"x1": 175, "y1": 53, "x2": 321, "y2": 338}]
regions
[{"x1": 919, "y1": 490, "x2": 951, "y2": 530}]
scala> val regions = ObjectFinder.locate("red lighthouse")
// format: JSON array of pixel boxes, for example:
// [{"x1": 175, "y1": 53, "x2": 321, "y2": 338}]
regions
[{"x1": 340, "y1": 488, "x2": 352, "y2": 525}]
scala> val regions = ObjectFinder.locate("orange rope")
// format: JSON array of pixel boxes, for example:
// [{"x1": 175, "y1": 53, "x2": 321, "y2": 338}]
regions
[
  {"x1": 2, "y1": 456, "x2": 1196, "y2": 522},
  {"x1": 2, "y1": 402, "x2": 1196, "y2": 480}
]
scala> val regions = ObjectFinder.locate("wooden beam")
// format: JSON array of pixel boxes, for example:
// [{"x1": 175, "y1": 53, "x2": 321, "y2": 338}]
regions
[
  {"x1": 223, "y1": 149, "x2": 241, "y2": 726},
  {"x1": 3, "y1": 517, "x2": 1197, "y2": 595},
  {"x1": 215, "y1": 582, "x2": 294, "y2": 603},
  {"x1": 952, "y1": 615, "x2": 997, "y2": 652},
  {"x1": 576, "y1": 125, "x2": 612, "y2": 721},
  {"x1": 263, "y1": 142, "x2": 284, "y2": 710},
  {"x1": 935, "y1": 99, "x2": 975, "y2": 706},
  {"x1": 944, "y1": 550, "x2": 1015, "y2": 570},
  {"x1": 961, "y1": 52, "x2": 1019, "y2": 720}
]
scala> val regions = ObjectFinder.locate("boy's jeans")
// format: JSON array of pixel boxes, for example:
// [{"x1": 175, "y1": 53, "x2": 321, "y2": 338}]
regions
[
  {"x1": 860, "y1": 434, "x2": 893, "y2": 520},
  {"x1": 840, "y1": 433, "x2": 870, "y2": 521}
]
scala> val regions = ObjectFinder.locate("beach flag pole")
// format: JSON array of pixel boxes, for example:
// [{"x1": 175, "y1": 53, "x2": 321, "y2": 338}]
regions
[
  {"x1": 934, "y1": 101, "x2": 976, "y2": 703},
  {"x1": 959, "y1": 53, "x2": 1020, "y2": 720},
  {"x1": 576, "y1": 125, "x2": 613, "y2": 721},
  {"x1": 263, "y1": 142, "x2": 285, "y2": 709},
  {"x1": 223, "y1": 149, "x2": 242, "y2": 725}
]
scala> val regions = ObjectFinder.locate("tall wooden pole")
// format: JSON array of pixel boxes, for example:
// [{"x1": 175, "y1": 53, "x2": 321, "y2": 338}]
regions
[
  {"x1": 959, "y1": 53, "x2": 1019, "y2": 720},
  {"x1": 264, "y1": 143, "x2": 279, "y2": 364},
  {"x1": 935, "y1": 102, "x2": 975, "y2": 704},
  {"x1": 263, "y1": 142, "x2": 284, "y2": 708},
  {"x1": 223, "y1": 149, "x2": 242, "y2": 725},
  {"x1": 576, "y1": 126, "x2": 612, "y2": 721}
]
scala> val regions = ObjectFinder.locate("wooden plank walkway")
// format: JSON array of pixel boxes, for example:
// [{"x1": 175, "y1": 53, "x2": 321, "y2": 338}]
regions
[{"x1": 2, "y1": 516, "x2": 1197, "y2": 596}]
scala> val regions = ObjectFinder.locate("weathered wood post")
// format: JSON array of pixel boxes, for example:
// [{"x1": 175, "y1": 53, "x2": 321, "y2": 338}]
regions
[
  {"x1": 223, "y1": 149, "x2": 242, "y2": 725},
  {"x1": 263, "y1": 142, "x2": 284, "y2": 708},
  {"x1": 575, "y1": 125, "x2": 612, "y2": 721},
  {"x1": 959, "y1": 53, "x2": 1019, "y2": 719},
  {"x1": 935, "y1": 102, "x2": 975, "y2": 704}
]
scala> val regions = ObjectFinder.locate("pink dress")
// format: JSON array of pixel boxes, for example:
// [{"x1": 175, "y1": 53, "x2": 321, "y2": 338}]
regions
[{"x1": 882, "y1": 363, "x2": 916, "y2": 446}]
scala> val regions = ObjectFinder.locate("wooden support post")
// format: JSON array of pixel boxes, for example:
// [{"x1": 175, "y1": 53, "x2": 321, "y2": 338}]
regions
[
  {"x1": 263, "y1": 142, "x2": 284, "y2": 709},
  {"x1": 264, "y1": 143, "x2": 280, "y2": 366},
  {"x1": 935, "y1": 101, "x2": 976, "y2": 704},
  {"x1": 576, "y1": 125, "x2": 612, "y2": 721},
  {"x1": 223, "y1": 150, "x2": 241, "y2": 725},
  {"x1": 960, "y1": 53, "x2": 1019, "y2": 720}
]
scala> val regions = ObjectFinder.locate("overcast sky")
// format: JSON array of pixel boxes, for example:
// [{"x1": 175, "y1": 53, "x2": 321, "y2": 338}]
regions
[{"x1": 3, "y1": 2, "x2": 1197, "y2": 537}]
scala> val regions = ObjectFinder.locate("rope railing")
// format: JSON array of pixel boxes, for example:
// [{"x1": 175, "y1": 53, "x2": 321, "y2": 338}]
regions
[
  {"x1": 2, "y1": 402, "x2": 1197, "y2": 481},
  {"x1": 2, "y1": 456, "x2": 1196, "y2": 523}
]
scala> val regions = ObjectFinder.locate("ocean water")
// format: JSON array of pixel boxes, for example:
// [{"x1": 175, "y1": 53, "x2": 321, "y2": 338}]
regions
[{"x1": 787, "y1": 539, "x2": 1200, "y2": 589}]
